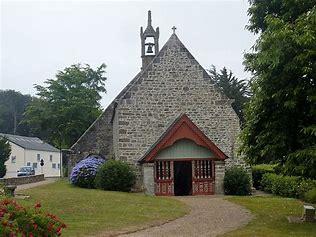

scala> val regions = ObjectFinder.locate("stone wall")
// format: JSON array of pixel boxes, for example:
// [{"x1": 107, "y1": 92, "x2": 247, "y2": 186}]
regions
[
  {"x1": 0, "y1": 174, "x2": 44, "y2": 186},
  {"x1": 114, "y1": 34, "x2": 240, "y2": 188},
  {"x1": 68, "y1": 104, "x2": 115, "y2": 171},
  {"x1": 214, "y1": 161, "x2": 225, "y2": 194},
  {"x1": 142, "y1": 163, "x2": 155, "y2": 195}
]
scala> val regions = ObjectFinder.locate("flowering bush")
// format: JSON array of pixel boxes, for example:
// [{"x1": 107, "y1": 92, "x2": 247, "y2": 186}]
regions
[
  {"x1": 70, "y1": 155, "x2": 105, "y2": 188},
  {"x1": 0, "y1": 199, "x2": 66, "y2": 236}
]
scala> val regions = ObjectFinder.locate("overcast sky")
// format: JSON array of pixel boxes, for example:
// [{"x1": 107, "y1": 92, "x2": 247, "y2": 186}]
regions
[{"x1": 1, "y1": 0, "x2": 256, "y2": 108}]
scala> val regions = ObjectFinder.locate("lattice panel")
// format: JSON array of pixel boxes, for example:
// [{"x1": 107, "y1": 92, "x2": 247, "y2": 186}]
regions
[{"x1": 192, "y1": 180, "x2": 214, "y2": 195}]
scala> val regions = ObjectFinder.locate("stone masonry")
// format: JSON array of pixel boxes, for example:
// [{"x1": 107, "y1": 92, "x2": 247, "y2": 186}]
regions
[
  {"x1": 112, "y1": 34, "x2": 240, "y2": 191},
  {"x1": 69, "y1": 12, "x2": 246, "y2": 195}
]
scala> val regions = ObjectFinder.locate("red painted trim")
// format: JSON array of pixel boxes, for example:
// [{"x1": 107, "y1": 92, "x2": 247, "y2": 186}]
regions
[
  {"x1": 154, "y1": 179, "x2": 173, "y2": 183},
  {"x1": 141, "y1": 114, "x2": 227, "y2": 163}
]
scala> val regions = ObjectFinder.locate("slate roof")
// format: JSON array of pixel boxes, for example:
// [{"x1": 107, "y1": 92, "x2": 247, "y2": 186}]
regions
[{"x1": 0, "y1": 133, "x2": 60, "y2": 152}]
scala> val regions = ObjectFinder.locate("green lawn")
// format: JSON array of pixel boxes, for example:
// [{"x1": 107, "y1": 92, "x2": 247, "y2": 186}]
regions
[
  {"x1": 223, "y1": 196, "x2": 316, "y2": 237},
  {"x1": 17, "y1": 180, "x2": 188, "y2": 237}
]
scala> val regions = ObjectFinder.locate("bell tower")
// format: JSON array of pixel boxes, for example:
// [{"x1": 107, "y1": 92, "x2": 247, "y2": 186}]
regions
[{"x1": 140, "y1": 10, "x2": 159, "y2": 70}]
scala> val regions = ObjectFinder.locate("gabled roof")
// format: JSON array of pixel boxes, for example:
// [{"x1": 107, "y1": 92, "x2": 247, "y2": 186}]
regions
[
  {"x1": 139, "y1": 114, "x2": 228, "y2": 163},
  {"x1": 118, "y1": 33, "x2": 231, "y2": 101},
  {"x1": 71, "y1": 33, "x2": 232, "y2": 149},
  {"x1": 0, "y1": 133, "x2": 59, "y2": 152}
]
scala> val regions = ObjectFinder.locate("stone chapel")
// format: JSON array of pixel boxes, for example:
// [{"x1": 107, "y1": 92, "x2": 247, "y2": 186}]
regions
[{"x1": 69, "y1": 11, "x2": 243, "y2": 195}]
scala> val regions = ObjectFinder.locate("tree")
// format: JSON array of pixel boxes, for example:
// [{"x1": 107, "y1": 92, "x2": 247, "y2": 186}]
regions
[
  {"x1": 208, "y1": 66, "x2": 251, "y2": 125},
  {"x1": 0, "y1": 137, "x2": 11, "y2": 178},
  {"x1": 0, "y1": 90, "x2": 32, "y2": 135},
  {"x1": 240, "y1": 1, "x2": 316, "y2": 178},
  {"x1": 24, "y1": 64, "x2": 107, "y2": 148}
]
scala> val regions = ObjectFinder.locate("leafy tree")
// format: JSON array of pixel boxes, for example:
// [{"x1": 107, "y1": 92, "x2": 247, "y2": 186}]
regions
[
  {"x1": 0, "y1": 90, "x2": 32, "y2": 135},
  {"x1": 24, "y1": 64, "x2": 107, "y2": 148},
  {"x1": 0, "y1": 137, "x2": 11, "y2": 178},
  {"x1": 208, "y1": 66, "x2": 251, "y2": 124},
  {"x1": 241, "y1": 1, "x2": 316, "y2": 178}
]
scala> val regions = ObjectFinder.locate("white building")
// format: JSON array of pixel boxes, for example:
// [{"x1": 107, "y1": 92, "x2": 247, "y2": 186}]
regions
[{"x1": 1, "y1": 133, "x2": 61, "y2": 178}]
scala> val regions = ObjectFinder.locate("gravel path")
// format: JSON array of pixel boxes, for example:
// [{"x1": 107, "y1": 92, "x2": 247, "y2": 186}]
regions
[{"x1": 120, "y1": 196, "x2": 252, "y2": 237}]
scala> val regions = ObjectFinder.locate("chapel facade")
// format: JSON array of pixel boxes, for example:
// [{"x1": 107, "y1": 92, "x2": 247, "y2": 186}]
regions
[{"x1": 69, "y1": 11, "x2": 243, "y2": 195}]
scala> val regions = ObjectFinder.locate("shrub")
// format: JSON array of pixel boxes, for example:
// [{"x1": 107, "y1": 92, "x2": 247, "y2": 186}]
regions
[
  {"x1": 252, "y1": 164, "x2": 275, "y2": 190},
  {"x1": 261, "y1": 173, "x2": 316, "y2": 198},
  {"x1": 304, "y1": 188, "x2": 316, "y2": 204},
  {"x1": 95, "y1": 160, "x2": 136, "y2": 192},
  {"x1": 261, "y1": 173, "x2": 274, "y2": 193},
  {"x1": 70, "y1": 155, "x2": 105, "y2": 188},
  {"x1": 0, "y1": 199, "x2": 66, "y2": 236},
  {"x1": 298, "y1": 179, "x2": 316, "y2": 198},
  {"x1": 224, "y1": 166, "x2": 251, "y2": 195},
  {"x1": 0, "y1": 163, "x2": 6, "y2": 179},
  {"x1": 0, "y1": 137, "x2": 11, "y2": 178}
]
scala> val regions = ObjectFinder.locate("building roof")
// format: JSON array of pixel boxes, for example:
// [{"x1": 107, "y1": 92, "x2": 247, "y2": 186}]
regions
[
  {"x1": 0, "y1": 133, "x2": 60, "y2": 152},
  {"x1": 139, "y1": 114, "x2": 228, "y2": 163},
  {"x1": 71, "y1": 33, "x2": 232, "y2": 150}
]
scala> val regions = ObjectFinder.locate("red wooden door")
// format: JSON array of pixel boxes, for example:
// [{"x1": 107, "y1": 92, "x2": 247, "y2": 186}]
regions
[
  {"x1": 192, "y1": 160, "x2": 214, "y2": 195},
  {"x1": 154, "y1": 161, "x2": 174, "y2": 196}
]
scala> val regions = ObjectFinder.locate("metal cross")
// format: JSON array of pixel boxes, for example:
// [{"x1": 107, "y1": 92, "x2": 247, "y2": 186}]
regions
[{"x1": 172, "y1": 26, "x2": 177, "y2": 34}]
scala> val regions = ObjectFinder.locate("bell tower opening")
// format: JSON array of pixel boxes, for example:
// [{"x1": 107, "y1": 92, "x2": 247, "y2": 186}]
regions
[{"x1": 140, "y1": 10, "x2": 159, "y2": 69}]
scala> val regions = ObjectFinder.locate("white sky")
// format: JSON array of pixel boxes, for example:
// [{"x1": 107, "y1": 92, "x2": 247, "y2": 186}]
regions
[{"x1": 1, "y1": 0, "x2": 256, "y2": 108}]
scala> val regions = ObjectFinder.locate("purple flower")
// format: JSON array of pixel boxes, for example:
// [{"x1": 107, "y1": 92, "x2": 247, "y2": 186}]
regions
[{"x1": 70, "y1": 155, "x2": 106, "y2": 188}]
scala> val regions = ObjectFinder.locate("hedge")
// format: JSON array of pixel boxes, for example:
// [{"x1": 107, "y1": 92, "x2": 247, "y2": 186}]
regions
[
  {"x1": 261, "y1": 173, "x2": 316, "y2": 199},
  {"x1": 251, "y1": 164, "x2": 276, "y2": 189}
]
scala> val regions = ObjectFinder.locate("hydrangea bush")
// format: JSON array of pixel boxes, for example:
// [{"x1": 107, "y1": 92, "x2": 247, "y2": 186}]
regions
[{"x1": 70, "y1": 155, "x2": 105, "y2": 188}]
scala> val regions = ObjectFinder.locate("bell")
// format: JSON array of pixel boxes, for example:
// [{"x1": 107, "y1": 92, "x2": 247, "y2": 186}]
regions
[{"x1": 146, "y1": 44, "x2": 153, "y2": 53}]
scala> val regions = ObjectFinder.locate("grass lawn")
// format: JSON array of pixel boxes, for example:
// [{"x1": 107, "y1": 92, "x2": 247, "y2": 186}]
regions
[
  {"x1": 16, "y1": 180, "x2": 188, "y2": 237},
  {"x1": 223, "y1": 196, "x2": 316, "y2": 237}
]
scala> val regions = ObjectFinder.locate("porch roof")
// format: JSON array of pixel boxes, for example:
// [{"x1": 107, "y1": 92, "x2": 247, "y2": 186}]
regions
[{"x1": 139, "y1": 114, "x2": 228, "y2": 163}]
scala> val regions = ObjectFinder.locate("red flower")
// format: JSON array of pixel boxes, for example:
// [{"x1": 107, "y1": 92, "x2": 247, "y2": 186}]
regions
[
  {"x1": 34, "y1": 202, "x2": 41, "y2": 208},
  {"x1": 48, "y1": 223, "x2": 53, "y2": 231}
]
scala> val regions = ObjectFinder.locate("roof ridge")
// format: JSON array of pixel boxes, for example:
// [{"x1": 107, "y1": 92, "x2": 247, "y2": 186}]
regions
[
  {"x1": 71, "y1": 33, "x2": 232, "y2": 149},
  {"x1": 0, "y1": 133, "x2": 59, "y2": 152},
  {"x1": 0, "y1": 133, "x2": 40, "y2": 140}
]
